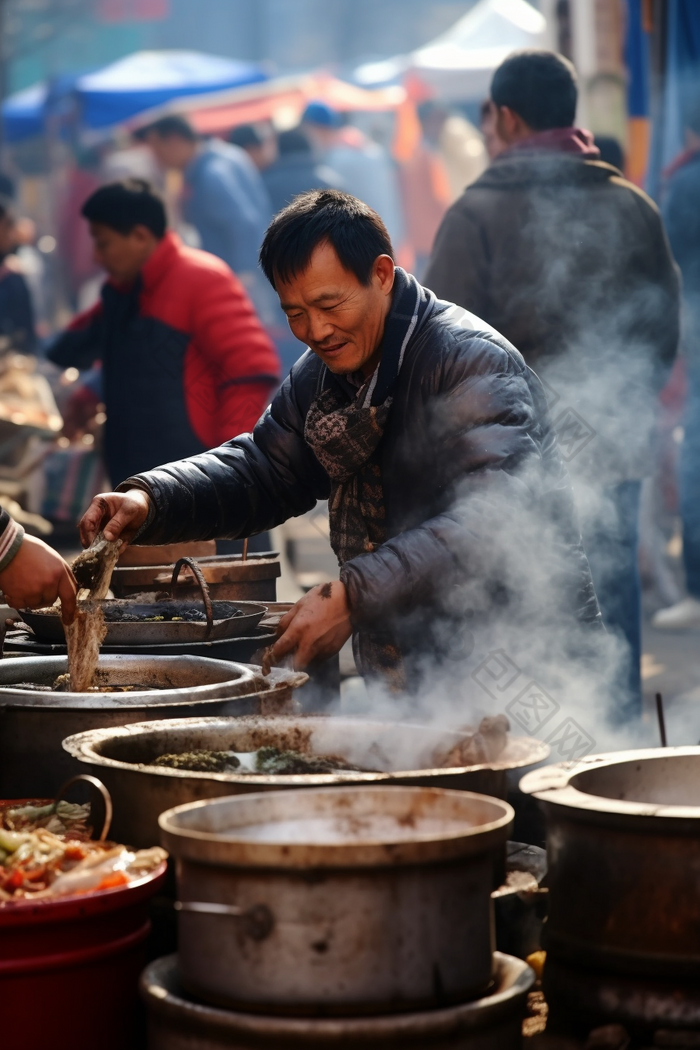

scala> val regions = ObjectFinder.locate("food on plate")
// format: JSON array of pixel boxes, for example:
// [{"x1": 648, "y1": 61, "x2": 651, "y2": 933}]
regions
[{"x1": 0, "y1": 798, "x2": 166, "y2": 901}]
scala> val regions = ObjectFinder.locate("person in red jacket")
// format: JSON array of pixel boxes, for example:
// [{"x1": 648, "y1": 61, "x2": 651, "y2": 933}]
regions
[{"x1": 49, "y1": 179, "x2": 280, "y2": 485}]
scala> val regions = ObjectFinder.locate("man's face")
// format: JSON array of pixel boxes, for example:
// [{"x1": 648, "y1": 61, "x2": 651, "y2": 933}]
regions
[
  {"x1": 143, "y1": 132, "x2": 194, "y2": 171},
  {"x1": 276, "y1": 241, "x2": 395, "y2": 377},
  {"x1": 89, "y1": 222, "x2": 157, "y2": 284}
]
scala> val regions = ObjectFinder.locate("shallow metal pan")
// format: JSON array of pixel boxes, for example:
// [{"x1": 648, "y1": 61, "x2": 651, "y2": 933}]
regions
[{"x1": 19, "y1": 599, "x2": 267, "y2": 646}]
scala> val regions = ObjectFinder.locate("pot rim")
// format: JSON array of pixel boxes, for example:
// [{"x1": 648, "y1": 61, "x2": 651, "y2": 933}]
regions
[
  {"x1": 62, "y1": 714, "x2": 549, "y2": 783},
  {"x1": 157, "y1": 784, "x2": 514, "y2": 868},
  {"x1": 0, "y1": 656, "x2": 295, "y2": 709},
  {"x1": 520, "y1": 746, "x2": 700, "y2": 819}
]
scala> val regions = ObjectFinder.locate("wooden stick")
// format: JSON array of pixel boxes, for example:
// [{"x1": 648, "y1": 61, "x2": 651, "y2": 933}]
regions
[
  {"x1": 655, "y1": 692, "x2": 667, "y2": 747},
  {"x1": 242, "y1": 538, "x2": 249, "y2": 562}
]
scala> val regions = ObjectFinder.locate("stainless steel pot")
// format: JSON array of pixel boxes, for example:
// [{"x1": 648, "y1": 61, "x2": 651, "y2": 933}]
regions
[
  {"x1": 0, "y1": 657, "x2": 305, "y2": 798},
  {"x1": 521, "y1": 747, "x2": 700, "y2": 979},
  {"x1": 142, "y1": 951, "x2": 534, "y2": 1049},
  {"x1": 63, "y1": 714, "x2": 548, "y2": 847},
  {"x1": 159, "y1": 785, "x2": 514, "y2": 1013}
]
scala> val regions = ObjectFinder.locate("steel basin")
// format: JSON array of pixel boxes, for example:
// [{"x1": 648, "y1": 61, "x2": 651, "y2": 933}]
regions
[
  {"x1": 0, "y1": 657, "x2": 305, "y2": 798},
  {"x1": 521, "y1": 747, "x2": 700, "y2": 978},
  {"x1": 63, "y1": 714, "x2": 547, "y2": 847},
  {"x1": 142, "y1": 951, "x2": 534, "y2": 1048},
  {"x1": 158, "y1": 785, "x2": 513, "y2": 1013}
]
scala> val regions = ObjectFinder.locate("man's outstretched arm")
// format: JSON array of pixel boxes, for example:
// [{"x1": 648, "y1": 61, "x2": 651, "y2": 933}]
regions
[{"x1": 79, "y1": 364, "x2": 329, "y2": 547}]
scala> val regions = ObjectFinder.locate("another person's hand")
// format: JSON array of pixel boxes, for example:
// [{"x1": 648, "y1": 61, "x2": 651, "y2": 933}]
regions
[
  {"x1": 79, "y1": 489, "x2": 151, "y2": 547},
  {"x1": 61, "y1": 385, "x2": 101, "y2": 441},
  {"x1": 272, "y1": 580, "x2": 352, "y2": 670},
  {"x1": 0, "y1": 535, "x2": 77, "y2": 624}
]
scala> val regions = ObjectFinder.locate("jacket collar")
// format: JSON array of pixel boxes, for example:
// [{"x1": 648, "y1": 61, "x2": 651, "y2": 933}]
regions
[
  {"x1": 472, "y1": 152, "x2": 620, "y2": 191},
  {"x1": 139, "y1": 230, "x2": 182, "y2": 293}
]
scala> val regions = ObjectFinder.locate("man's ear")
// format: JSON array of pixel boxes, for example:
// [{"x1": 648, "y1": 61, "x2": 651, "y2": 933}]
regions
[
  {"x1": 132, "y1": 224, "x2": 158, "y2": 246},
  {"x1": 374, "y1": 254, "x2": 395, "y2": 294},
  {"x1": 496, "y1": 105, "x2": 532, "y2": 144}
]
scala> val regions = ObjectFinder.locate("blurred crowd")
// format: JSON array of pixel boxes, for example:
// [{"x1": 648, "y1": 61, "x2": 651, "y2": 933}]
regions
[{"x1": 1, "y1": 47, "x2": 700, "y2": 716}]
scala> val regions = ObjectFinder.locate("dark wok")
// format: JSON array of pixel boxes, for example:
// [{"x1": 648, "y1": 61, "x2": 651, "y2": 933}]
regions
[{"x1": 19, "y1": 598, "x2": 266, "y2": 645}]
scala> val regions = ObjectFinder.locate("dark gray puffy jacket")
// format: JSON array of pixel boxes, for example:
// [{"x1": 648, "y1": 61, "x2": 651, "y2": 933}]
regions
[{"x1": 123, "y1": 288, "x2": 602, "y2": 658}]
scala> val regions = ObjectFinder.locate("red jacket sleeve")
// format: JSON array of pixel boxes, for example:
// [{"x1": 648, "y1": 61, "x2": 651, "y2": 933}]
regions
[{"x1": 186, "y1": 266, "x2": 281, "y2": 447}]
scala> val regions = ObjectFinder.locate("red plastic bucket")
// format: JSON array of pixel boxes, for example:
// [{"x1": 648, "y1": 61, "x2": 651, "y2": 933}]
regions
[{"x1": 0, "y1": 861, "x2": 167, "y2": 1050}]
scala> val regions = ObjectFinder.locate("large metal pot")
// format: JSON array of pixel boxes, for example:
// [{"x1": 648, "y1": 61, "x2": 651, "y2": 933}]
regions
[
  {"x1": 142, "y1": 951, "x2": 534, "y2": 1049},
  {"x1": 0, "y1": 657, "x2": 304, "y2": 798},
  {"x1": 63, "y1": 714, "x2": 548, "y2": 847},
  {"x1": 159, "y1": 785, "x2": 514, "y2": 1013},
  {"x1": 521, "y1": 747, "x2": 700, "y2": 978}
]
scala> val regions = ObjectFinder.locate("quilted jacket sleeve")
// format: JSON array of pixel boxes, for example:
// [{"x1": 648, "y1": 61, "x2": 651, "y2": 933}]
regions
[{"x1": 119, "y1": 357, "x2": 330, "y2": 543}]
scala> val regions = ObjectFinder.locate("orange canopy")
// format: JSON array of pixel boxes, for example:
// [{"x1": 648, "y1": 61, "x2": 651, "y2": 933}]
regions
[{"x1": 129, "y1": 72, "x2": 406, "y2": 135}]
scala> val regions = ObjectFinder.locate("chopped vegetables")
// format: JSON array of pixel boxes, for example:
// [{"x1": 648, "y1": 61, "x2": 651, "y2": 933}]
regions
[
  {"x1": 0, "y1": 799, "x2": 166, "y2": 902},
  {"x1": 152, "y1": 746, "x2": 365, "y2": 776}
]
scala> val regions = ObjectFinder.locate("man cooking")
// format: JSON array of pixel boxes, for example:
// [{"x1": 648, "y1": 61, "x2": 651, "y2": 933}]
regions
[{"x1": 79, "y1": 190, "x2": 600, "y2": 686}]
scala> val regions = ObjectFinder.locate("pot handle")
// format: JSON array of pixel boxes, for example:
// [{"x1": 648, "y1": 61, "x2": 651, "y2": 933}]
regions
[
  {"x1": 53, "y1": 773, "x2": 113, "y2": 842},
  {"x1": 171, "y1": 557, "x2": 215, "y2": 639},
  {"x1": 175, "y1": 900, "x2": 274, "y2": 941}
]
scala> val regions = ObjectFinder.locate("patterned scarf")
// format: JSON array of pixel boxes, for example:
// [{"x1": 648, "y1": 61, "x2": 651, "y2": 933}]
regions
[{"x1": 304, "y1": 268, "x2": 431, "y2": 684}]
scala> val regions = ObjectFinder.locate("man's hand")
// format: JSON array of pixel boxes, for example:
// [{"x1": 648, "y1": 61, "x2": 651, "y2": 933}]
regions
[
  {"x1": 0, "y1": 535, "x2": 77, "y2": 624},
  {"x1": 272, "y1": 580, "x2": 352, "y2": 670},
  {"x1": 79, "y1": 489, "x2": 151, "y2": 547}
]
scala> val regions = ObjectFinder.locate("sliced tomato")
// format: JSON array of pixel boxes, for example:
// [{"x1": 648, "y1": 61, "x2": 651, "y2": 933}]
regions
[{"x1": 97, "y1": 871, "x2": 129, "y2": 890}]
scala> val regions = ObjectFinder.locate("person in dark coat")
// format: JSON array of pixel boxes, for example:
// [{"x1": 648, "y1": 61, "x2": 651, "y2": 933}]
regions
[
  {"x1": 262, "y1": 129, "x2": 342, "y2": 214},
  {"x1": 424, "y1": 50, "x2": 680, "y2": 717},
  {"x1": 78, "y1": 190, "x2": 602, "y2": 698}
]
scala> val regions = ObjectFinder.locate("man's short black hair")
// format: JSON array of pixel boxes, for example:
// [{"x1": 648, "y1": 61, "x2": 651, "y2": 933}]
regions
[
  {"x1": 259, "y1": 189, "x2": 394, "y2": 288},
  {"x1": 491, "y1": 50, "x2": 578, "y2": 130},
  {"x1": 81, "y1": 179, "x2": 167, "y2": 238},
  {"x1": 135, "y1": 115, "x2": 197, "y2": 142}
]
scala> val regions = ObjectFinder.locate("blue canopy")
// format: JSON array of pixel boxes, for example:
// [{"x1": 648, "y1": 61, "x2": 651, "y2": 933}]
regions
[
  {"x1": 2, "y1": 50, "x2": 267, "y2": 142},
  {"x1": 3, "y1": 82, "x2": 48, "y2": 143}
]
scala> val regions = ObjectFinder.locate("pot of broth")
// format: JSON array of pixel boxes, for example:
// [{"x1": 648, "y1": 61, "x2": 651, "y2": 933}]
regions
[
  {"x1": 63, "y1": 714, "x2": 547, "y2": 848},
  {"x1": 0, "y1": 658, "x2": 306, "y2": 798}
]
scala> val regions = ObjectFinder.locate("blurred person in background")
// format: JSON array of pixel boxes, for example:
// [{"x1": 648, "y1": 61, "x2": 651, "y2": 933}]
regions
[
  {"x1": 653, "y1": 99, "x2": 700, "y2": 629},
  {"x1": 262, "y1": 128, "x2": 342, "y2": 214},
  {"x1": 229, "y1": 122, "x2": 278, "y2": 172},
  {"x1": 260, "y1": 126, "x2": 346, "y2": 376},
  {"x1": 0, "y1": 197, "x2": 36, "y2": 354},
  {"x1": 425, "y1": 50, "x2": 680, "y2": 720},
  {"x1": 47, "y1": 179, "x2": 279, "y2": 486},
  {"x1": 136, "y1": 115, "x2": 271, "y2": 312},
  {"x1": 302, "y1": 101, "x2": 405, "y2": 250}
]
